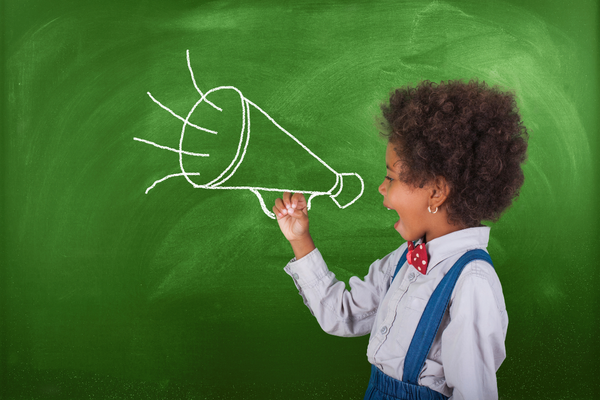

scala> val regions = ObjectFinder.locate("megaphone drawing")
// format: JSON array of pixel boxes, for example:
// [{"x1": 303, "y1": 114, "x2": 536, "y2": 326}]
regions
[{"x1": 134, "y1": 50, "x2": 364, "y2": 219}]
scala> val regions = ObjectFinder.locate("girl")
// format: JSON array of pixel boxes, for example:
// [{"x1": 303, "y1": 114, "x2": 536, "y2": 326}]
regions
[{"x1": 273, "y1": 80, "x2": 528, "y2": 400}]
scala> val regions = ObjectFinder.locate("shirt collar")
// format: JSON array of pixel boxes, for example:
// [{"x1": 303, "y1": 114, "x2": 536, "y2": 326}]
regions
[{"x1": 415, "y1": 226, "x2": 491, "y2": 275}]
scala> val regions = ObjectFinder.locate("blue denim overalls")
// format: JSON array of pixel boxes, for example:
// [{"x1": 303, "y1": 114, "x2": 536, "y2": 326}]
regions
[{"x1": 364, "y1": 247, "x2": 494, "y2": 400}]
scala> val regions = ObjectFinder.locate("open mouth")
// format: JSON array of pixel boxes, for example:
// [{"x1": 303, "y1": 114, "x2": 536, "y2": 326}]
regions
[{"x1": 384, "y1": 204, "x2": 401, "y2": 230}]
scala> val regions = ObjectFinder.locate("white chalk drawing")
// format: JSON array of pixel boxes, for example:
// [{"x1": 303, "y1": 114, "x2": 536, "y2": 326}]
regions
[{"x1": 134, "y1": 50, "x2": 364, "y2": 219}]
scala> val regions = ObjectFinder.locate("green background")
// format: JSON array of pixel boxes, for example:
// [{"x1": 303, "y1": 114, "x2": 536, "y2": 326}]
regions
[{"x1": 1, "y1": 0, "x2": 598, "y2": 399}]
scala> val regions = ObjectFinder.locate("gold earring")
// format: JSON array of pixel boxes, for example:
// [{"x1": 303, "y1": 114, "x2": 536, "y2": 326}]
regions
[{"x1": 428, "y1": 206, "x2": 438, "y2": 214}]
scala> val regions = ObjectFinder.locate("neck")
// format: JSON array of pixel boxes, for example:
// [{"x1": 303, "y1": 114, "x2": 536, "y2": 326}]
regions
[{"x1": 424, "y1": 218, "x2": 465, "y2": 243}]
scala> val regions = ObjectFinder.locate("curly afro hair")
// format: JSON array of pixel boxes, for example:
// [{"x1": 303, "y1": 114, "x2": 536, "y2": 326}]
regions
[{"x1": 380, "y1": 79, "x2": 528, "y2": 227}]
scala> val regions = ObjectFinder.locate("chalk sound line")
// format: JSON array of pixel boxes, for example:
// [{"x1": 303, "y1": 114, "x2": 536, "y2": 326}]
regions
[
  {"x1": 133, "y1": 137, "x2": 209, "y2": 157},
  {"x1": 134, "y1": 50, "x2": 364, "y2": 218}
]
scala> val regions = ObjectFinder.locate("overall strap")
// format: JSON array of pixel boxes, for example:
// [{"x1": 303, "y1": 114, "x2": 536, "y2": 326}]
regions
[
  {"x1": 392, "y1": 244, "x2": 411, "y2": 281},
  {"x1": 402, "y1": 249, "x2": 493, "y2": 385}
]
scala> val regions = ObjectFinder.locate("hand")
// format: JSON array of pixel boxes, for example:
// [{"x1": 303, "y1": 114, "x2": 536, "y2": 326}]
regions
[
  {"x1": 273, "y1": 192, "x2": 309, "y2": 241},
  {"x1": 273, "y1": 192, "x2": 315, "y2": 259}
]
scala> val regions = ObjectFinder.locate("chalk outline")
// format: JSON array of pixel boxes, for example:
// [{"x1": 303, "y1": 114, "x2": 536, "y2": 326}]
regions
[{"x1": 134, "y1": 50, "x2": 364, "y2": 218}]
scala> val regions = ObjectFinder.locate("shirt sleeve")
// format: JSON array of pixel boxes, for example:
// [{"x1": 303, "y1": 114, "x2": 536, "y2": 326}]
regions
[
  {"x1": 441, "y1": 259, "x2": 508, "y2": 400},
  {"x1": 283, "y1": 247, "x2": 398, "y2": 337}
]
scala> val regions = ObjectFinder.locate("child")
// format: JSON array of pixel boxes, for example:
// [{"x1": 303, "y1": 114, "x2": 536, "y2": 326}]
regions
[{"x1": 272, "y1": 80, "x2": 528, "y2": 400}]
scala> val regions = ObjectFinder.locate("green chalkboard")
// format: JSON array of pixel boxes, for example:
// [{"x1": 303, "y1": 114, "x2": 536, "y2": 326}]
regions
[{"x1": 1, "y1": 0, "x2": 598, "y2": 398}]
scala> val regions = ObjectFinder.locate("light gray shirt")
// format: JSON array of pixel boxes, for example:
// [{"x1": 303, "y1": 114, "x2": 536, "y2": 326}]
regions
[{"x1": 284, "y1": 226, "x2": 508, "y2": 399}]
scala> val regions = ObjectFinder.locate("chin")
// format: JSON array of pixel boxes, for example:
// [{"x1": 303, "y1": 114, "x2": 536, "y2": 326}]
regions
[
  {"x1": 396, "y1": 227, "x2": 421, "y2": 243},
  {"x1": 395, "y1": 226, "x2": 410, "y2": 241}
]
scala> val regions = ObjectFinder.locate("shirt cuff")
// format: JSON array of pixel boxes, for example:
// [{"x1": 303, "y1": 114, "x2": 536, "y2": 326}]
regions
[{"x1": 283, "y1": 248, "x2": 331, "y2": 287}]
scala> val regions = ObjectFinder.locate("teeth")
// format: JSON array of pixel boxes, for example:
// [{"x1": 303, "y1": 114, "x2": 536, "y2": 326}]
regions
[{"x1": 386, "y1": 208, "x2": 391, "y2": 210}]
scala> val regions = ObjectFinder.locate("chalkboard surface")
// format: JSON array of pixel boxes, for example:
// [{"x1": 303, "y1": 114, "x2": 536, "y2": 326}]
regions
[{"x1": 1, "y1": 0, "x2": 598, "y2": 398}]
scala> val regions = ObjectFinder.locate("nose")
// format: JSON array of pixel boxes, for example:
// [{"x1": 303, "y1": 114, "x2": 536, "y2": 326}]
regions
[{"x1": 378, "y1": 180, "x2": 386, "y2": 196}]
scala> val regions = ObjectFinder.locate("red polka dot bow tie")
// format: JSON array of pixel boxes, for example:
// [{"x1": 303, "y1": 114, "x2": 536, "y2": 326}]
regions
[{"x1": 407, "y1": 242, "x2": 428, "y2": 274}]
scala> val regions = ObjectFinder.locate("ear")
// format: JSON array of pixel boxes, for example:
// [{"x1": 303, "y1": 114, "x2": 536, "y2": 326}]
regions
[{"x1": 428, "y1": 176, "x2": 450, "y2": 209}]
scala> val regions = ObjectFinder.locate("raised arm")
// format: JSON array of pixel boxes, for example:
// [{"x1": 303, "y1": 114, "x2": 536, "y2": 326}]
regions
[
  {"x1": 273, "y1": 192, "x2": 315, "y2": 260},
  {"x1": 274, "y1": 192, "x2": 399, "y2": 337}
]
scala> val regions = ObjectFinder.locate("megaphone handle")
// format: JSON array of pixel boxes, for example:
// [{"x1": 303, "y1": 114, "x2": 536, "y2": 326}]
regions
[{"x1": 249, "y1": 189, "x2": 277, "y2": 219}]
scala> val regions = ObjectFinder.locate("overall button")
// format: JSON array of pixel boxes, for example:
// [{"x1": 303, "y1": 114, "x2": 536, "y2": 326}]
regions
[{"x1": 380, "y1": 326, "x2": 388, "y2": 334}]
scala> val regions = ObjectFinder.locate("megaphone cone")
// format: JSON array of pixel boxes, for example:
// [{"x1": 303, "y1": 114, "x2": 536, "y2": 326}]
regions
[{"x1": 136, "y1": 51, "x2": 364, "y2": 218}]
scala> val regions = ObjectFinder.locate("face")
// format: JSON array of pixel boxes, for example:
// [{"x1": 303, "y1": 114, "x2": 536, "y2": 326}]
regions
[{"x1": 378, "y1": 143, "x2": 432, "y2": 242}]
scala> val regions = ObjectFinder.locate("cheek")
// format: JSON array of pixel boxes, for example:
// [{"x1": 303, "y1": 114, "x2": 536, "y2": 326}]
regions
[
  {"x1": 407, "y1": 191, "x2": 429, "y2": 214},
  {"x1": 390, "y1": 187, "x2": 423, "y2": 214},
  {"x1": 387, "y1": 186, "x2": 404, "y2": 206}
]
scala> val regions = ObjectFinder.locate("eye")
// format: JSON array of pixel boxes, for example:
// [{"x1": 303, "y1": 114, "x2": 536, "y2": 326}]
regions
[{"x1": 385, "y1": 175, "x2": 394, "y2": 182}]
